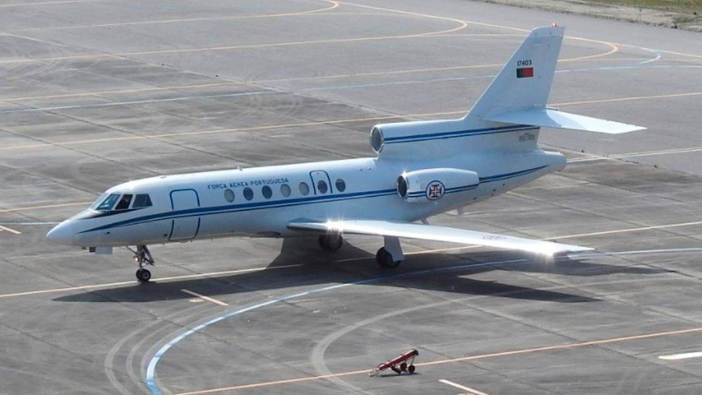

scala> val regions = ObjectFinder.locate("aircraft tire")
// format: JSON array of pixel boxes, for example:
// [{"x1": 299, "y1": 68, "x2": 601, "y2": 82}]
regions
[
  {"x1": 376, "y1": 247, "x2": 401, "y2": 268},
  {"x1": 318, "y1": 234, "x2": 343, "y2": 252},
  {"x1": 136, "y1": 268, "x2": 151, "y2": 283}
]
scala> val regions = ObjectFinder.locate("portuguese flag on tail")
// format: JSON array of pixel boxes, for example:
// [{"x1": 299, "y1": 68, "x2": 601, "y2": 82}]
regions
[{"x1": 516, "y1": 67, "x2": 534, "y2": 78}]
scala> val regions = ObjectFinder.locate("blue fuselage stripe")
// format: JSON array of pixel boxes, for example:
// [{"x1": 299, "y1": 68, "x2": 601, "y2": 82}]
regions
[
  {"x1": 385, "y1": 125, "x2": 538, "y2": 144},
  {"x1": 79, "y1": 166, "x2": 548, "y2": 234}
]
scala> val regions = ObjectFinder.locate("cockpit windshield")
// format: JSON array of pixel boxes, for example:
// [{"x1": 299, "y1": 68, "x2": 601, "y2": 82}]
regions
[
  {"x1": 91, "y1": 192, "x2": 152, "y2": 212},
  {"x1": 94, "y1": 193, "x2": 120, "y2": 211}
]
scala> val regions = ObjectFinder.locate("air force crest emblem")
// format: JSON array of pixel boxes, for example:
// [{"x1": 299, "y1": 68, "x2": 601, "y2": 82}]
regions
[{"x1": 426, "y1": 181, "x2": 445, "y2": 201}]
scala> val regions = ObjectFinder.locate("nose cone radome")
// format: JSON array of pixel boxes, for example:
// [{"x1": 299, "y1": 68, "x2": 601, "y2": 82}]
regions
[{"x1": 46, "y1": 221, "x2": 74, "y2": 245}]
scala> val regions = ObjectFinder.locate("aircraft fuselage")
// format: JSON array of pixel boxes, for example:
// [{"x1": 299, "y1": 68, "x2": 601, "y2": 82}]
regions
[{"x1": 49, "y1": 149, "x2": 565, "y2": 248}]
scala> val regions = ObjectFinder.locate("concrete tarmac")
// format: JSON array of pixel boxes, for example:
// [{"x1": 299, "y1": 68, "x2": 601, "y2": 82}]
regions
[{"x1": 1, "y1": 0, "x2": 702, "y2": 394}]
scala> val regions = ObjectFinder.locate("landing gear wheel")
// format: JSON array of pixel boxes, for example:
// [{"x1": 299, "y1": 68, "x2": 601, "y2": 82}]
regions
[
  {"x1": 136, "y1": 268, "x2": 151, "y2": 283},
  {"x1": 129, "y1": 245, "x2": 155, "y2": 281},
  {"x1": 376, "y1": 247, "x2": 401, "y2": 269},
  {"x1": 408, "y1": 365, "x2": 416, "y2": 374},
  {"x1": 318, "y1": 234, "x2": 343, "y2": 252}
]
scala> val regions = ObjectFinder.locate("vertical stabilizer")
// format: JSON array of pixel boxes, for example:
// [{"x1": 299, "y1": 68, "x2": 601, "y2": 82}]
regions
[{"x1": 464, "y1": 25, "x2": 564, "y2": 122}]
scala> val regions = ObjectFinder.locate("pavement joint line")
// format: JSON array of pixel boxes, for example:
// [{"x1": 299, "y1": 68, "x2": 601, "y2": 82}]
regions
[
  {"x1": 340, "y1": 0, "x2": 701, "y2": 61},
  {"x1": 0, "y1": 53, "x2": 646, "y2": 104},
  {"x1": 0, "y1": 0, "x2": 108, "y2": 7},
  {"x1": 0, "y1": 217, "x2": 699, "y2": 296},
  {"x1": 2, "y1": 61, "x2": 654, "y2": 115},
  {"x1": 1, "y1": 89, "x2": 698, "y2": 152},
  {"x1": 0, "y1": 222, "x2": 58, "y2": 226},
  {"x1": 10, "y1": 0, "x2": 340, "y2": 30},
  {"x1": 3, "y1": 82, "x2": 245, "y2": 102},
  {"x1": 0, "y1": 264, "x2": 302, "y2": 299},
  {"x1": 550, "y1": 220, "x2": 702, "y2": 240},
  {"x1": 181, "y1": 289, "x2": 228, "y2": 306},
  {"x1": 170, "y1": 326, "x2": 702, "y2": 395},
  {"x1": 439, "y1": 379, "x2": 491, "y2": 395},
  {"x1": 0, "y1": 202, "x2": 92, "y2": 214},
  {"x1": 0, "y1": 4, "x2": 627, "y2": 67},
  {"x1": 0, "y1": 225, "x2": 21, "y2": 235},
  {"x1": 0, "y1": 90, "x2": 274, "y2": 115},
  {"x1": 659, "y1": 351, "x2": 702, "y2": 361},
  {"x1": 0, "y1": 9, "x2": 468, "y2": 65},
  {"x1": 569, "y1": 144, "x2": 702, "y2": 163},
  {"x1": 144, "y1": 247, "x2": 702, "y2": 395}
]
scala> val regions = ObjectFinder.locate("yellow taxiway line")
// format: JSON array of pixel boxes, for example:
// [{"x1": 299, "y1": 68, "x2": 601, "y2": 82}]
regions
[
  {"x1": 0, "y1": 264, "x2": 302, "y2": 299},
  {"x1": 2, "y1": 90, "x2": 700, "y2": 152},
  {"x1": 15, "y1": 1, "x2": 340, "y2": 31},
  {"x1": 0, "y1": 202, "x2": 92, "y2": 214},
  {"x1": 0, "y1": 225, "x2": 21, "y2": 235}
]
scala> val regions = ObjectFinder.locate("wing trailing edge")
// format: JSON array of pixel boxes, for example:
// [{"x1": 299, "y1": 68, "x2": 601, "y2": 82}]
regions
[{"x1": 288, "y1": 220, "x2": 592, "y2": 256}]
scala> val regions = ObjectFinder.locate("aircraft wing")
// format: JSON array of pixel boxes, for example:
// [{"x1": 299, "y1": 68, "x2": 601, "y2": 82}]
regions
[{"x1": 288, "y1": 220, "x2": 592, "y2": 256}]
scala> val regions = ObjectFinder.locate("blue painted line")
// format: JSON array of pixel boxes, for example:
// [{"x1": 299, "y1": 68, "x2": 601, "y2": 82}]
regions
[
  {"x1": 385, "y1": 125, "x2": 538, "y2": 144},
  {"x1": 480, "y1": 165, "x2": 547, "y2": 183},
  {"x1": 406, "y1": 183, "x2": 479, "y2": 198},
  {"x1": 145, "y1": 257, "x2": 532, "y2": 395},
  {"x1": 82, "y1": 166, "x2": 547, "y2": 235},
  {"x1": 79, "y1": 189, "x2": 397, "y2": 234}
]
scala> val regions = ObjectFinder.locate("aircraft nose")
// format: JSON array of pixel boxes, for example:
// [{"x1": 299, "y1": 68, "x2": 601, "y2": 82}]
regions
[{"x1": 46, "y1": 221, "x2": 74, "y2": 245}]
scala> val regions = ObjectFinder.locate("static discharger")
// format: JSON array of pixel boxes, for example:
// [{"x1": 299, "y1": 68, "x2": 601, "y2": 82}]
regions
[{"x1": 370, "y1": 349, "x2": 419, "y2": 376}]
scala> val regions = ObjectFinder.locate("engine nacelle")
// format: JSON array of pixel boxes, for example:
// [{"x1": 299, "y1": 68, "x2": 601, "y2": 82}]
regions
[
  {"x1": 397, "y1": 168, "x2": 479, "y2": 203},
  {"x1": 369, "y1": 119, "x2": 465, "y2": 160}
]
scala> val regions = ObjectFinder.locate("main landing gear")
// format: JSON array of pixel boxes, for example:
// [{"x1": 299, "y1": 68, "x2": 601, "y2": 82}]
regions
[
  {"x1": 319, "y1": 234, "x2": 344, "y2": 252},
  {"x1": 127, "y1": 245, "x2": 155, "y2": 283},
  {"x1": 317, "y1": 234, "x2": 404, "y2": 268},
  {"x1": 376, "y1": 236, "x2": 403, "y2": 269}
]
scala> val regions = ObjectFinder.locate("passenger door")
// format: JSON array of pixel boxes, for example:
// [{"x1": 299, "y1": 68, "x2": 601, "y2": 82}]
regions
[
  {"x1": 169, "y1": 189, "x2": 201, "y2": 241},
  {"x1": 309, "y1": 170, "x2": 333, "y2": 195}
]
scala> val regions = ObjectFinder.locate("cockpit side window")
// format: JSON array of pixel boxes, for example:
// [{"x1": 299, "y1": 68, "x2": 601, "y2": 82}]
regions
[
  {"x1": 132, "y1": 194, "x2": 153, "y2": 208},
  {"x1": 95, "y1": 193, "x2": 120, "y2": 211},
  {"x1": 115, "y1": 194, "x2": 133, "y2": 211}
]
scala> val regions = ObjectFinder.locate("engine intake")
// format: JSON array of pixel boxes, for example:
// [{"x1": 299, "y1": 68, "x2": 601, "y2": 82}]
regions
[{"x1": 397, "y1": 168, "x2": 479, "y2": 203}]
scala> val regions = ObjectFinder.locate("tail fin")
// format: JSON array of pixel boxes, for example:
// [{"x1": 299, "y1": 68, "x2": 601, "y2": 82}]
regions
[
  {"x1": 466, "y1": 25, "x2": 564, "y2": 121},
  {"x1": 465, "y1": 25, "x2": 644, "y2": 134},
  {"x1": 369, "y1": 25, "x2": 643, "y2": 160}
]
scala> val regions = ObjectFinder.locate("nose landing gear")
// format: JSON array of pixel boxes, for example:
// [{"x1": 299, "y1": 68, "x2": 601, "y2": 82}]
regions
[{"x1": 127, "y1": 245, "x2": 155, "y2": 283}]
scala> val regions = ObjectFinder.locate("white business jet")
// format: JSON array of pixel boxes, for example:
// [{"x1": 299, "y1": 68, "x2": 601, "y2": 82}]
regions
[{"x1": 47, "y1": 25, "x2": 643, "y2": 282}]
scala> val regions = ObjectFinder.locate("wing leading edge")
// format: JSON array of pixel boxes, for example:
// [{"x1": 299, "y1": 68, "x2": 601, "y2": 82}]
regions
[{"x1": 288, "y1": 220, "x2": 592, "y2": 256}]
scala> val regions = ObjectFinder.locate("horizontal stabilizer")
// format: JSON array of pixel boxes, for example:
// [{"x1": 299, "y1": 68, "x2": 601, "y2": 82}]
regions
[
  {"x1": 288, "y1": 220, "x2": 592, "y2": 256},
  {"x1": 486, "y1": 109, "x2": 645, "y2": 134}
]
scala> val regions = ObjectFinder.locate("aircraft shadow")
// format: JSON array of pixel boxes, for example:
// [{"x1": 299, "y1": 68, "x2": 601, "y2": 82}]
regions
[{"x1": 54, "y1": 238, "x2": 665, "y2": 304}]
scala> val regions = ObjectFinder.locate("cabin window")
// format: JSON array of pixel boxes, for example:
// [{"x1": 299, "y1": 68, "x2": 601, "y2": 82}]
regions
[
  {"x1": 335, "y1": 179, "x2": 346, "y2": 193},
  {"x1": 95, "y1": 193, "x2": 120, "y2": 211},
  {"x1": 115, "y1": 194, "x2": 133, "y2": 210},
  {"x1": 299, "y1": 182, "x2": 310, "y2": 196},
  {"x1": 243, "y1": 187, "x2": 254, "y2": 201},
  {"x1": 132, "y1": 194, "x2": 153, "y2": 208},
  {"x1": 224, "y1": 189, "x2": 235, "y2": 203},
  {"x1": 262, "y1": 185, "x2": 272, "y2": 199},
  {"x1": 280, "y1": 183, "x2": 291, "y2": 197},
  {"x1": 317, "y1": 180, "x2": 328, "y2": 194}
]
